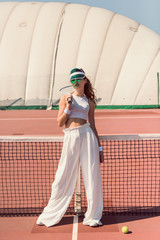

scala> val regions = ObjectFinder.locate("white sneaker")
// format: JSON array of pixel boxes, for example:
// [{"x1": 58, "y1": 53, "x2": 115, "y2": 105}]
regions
[
  {"x1": 84, "y1": 220, "x2": 103, "y2": 227},
  {"x1": 36, "y1": 220, "x2": 44, "y2": 226}
]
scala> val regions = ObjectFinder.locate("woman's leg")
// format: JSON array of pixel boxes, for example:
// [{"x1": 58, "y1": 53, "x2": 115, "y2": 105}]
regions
[
  {"x1": 80, "y1": 127, "x2": 103, "y2": 226},
  {"x1": 36, "y1": 131, "x2": 80, "y2": 227}
]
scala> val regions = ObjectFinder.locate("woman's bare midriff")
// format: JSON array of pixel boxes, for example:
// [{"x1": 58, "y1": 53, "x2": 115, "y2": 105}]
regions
[{"x1": 65, "y1": 118, "x2": 87, "y2": 128}]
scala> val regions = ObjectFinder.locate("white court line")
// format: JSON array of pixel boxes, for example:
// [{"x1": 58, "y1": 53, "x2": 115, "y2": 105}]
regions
[
  {"x1": 0, "y1": 118, "x2": 57, "y2": 120},
  {"x1": 95, "y1": 116, "x2": 160, "y2": 119},
  {"x1": 72, "y1": 215, "x2": 78, "y2": 240}
]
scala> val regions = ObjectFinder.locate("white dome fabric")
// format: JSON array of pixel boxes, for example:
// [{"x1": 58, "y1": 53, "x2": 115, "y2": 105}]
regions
[{"x1": 0, "y1": 2, "x2": 160, "y2": 107}]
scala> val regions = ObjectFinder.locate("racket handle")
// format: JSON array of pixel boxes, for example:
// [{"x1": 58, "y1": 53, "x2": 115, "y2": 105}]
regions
[{"x1": 67, "y1": 97, "x2": 72, "y2": 104}]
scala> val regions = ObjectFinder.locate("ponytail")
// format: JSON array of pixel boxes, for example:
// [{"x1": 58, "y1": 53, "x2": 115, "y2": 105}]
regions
[{"x1": 84, "y1": 77, "x2": 97, "y2": 106}]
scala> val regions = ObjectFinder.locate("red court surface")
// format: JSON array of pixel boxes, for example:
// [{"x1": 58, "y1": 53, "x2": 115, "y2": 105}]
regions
[
  {"x1": 1, "y1": 214, "x2": 160, "y2": 240},
  {"x1": 0, "y1": 108, "x2": 160, "y2": 240},
  {"x1": 0, "y1": 109, "x2": 160, "y2": 136}
]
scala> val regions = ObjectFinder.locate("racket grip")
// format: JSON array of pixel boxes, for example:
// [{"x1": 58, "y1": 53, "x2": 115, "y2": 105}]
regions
[{"x1": 67, "y1": 97, "x2": 72, "y2": 104}]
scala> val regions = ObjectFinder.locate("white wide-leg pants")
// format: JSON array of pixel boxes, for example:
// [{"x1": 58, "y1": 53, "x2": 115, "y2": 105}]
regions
[{"x1": 36, "y1": 123, "x2": 103, "y2": 227}]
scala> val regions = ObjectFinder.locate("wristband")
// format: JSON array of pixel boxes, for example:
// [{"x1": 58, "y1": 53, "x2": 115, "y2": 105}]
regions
[
  {"x1": 64, "y1": 108, "x2": 71, "y2": 115},
  {"x1": 99, "y1": 146, "x2": 103, "y2": 152}
]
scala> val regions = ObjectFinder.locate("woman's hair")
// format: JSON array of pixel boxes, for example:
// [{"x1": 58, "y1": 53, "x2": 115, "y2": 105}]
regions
[
  {"x1": 84, "y1": 77, "x2": 97, "y2": 106},
  {"x1": 79, "y1": 68, "x2": 97, "y2": 106},
  {"x1": 77, "y1": 68, "x2": 97, "y2": 105}
]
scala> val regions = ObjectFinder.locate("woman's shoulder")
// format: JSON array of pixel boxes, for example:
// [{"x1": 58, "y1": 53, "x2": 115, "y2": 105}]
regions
[
  {"x1": 59, "y1": 95, "x2": 67, "y2": 105},
  {"x1": 60, "y1": 94, "x2": 67, "y2": 100}
]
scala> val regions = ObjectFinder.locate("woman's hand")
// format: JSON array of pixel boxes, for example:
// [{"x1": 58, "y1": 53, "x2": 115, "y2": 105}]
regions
[
  {"x1": 99, "y1": 151, "x2": 104, "y2": 163},
  {"x1": 65, "y1": 94, "x2": 73, "y2": 110}
]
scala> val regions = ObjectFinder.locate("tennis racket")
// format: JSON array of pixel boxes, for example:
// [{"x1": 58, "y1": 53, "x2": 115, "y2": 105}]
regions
[
  {"x1": 59, "y1": 86, "x2": 102, "y2": 104},
  {"x1": 74, "y1": 164, "x2": 82, "y2": 216},
  {"x1": 46, "y1": 85, "x2": 74, "y2": 110},
  {"x1": 60, "y1": 85, "x2": 82, "y2": 215},
  {"x1": 59, "y1": 85, "x2": 74, "y2": 104}
]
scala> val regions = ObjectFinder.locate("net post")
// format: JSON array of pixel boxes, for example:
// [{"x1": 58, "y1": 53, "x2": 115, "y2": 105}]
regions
[{"x1": 157, "y1": 72, "x2": 159, "y2": 107}]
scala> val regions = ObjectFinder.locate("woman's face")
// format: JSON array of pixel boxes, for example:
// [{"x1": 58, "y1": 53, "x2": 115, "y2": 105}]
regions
[{"x1": 71, "y1": 78, "x2": 86, "y2": 89}]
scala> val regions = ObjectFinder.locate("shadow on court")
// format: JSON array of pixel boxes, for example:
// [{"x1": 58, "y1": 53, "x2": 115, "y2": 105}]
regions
[
  {"x1": 32, "y1": 212, "x2": 160, "y2": 233},
  {"x1": 32, "y1": 215, "x2": 73, "y2": 233}
]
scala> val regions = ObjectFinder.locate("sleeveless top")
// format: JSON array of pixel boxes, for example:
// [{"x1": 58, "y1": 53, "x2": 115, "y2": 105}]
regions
[{"x1": 68, "y1": 95, "x2": 89, "y2": 120}]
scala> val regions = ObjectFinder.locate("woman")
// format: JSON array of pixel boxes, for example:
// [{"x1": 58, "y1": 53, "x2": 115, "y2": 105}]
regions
[{"x1": 36, "y1": 68, "x2": 104, "y2": 227}]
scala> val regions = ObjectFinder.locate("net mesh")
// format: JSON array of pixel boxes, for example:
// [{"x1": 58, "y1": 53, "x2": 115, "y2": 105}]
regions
[{"x1": 0, "y1": 135, "x2": 160, "y2": 216}]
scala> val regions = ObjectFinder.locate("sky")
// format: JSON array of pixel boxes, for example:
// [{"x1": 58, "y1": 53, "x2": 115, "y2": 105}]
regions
[{"x1": 1, "y1": 0, "x2": 160, "y2": 35}]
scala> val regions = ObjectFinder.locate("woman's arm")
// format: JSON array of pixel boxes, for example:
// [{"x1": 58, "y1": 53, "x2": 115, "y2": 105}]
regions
[
  {"x1": 57, "y1": 95, "x2": 72, "y2": 127},
  {"x1": 88, "y1": 100, "x2": 100, "y2": 145},
  {"x1": 88, "y1": 100, "x2": 104, "y2": 163}
]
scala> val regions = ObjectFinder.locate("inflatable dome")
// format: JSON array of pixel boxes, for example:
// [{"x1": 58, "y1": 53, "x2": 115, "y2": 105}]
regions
[{"x1": 0, "y1": 2, "x2": 160, "y2": 108}]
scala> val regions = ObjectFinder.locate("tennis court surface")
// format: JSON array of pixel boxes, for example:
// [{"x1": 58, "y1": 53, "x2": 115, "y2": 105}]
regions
[{"x1": 0, "y1": 109, "x2": 160, "y2": 240}]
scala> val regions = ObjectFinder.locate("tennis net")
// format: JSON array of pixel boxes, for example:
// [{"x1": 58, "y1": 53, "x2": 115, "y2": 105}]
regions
[{"x1": 0, "y1": 135, "x2": 160, "y2": 216}]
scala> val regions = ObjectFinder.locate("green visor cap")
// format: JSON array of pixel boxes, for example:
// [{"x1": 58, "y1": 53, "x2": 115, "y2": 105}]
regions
[{"x1": 70, "y1": 68, "x2": 85, "y2": 81}]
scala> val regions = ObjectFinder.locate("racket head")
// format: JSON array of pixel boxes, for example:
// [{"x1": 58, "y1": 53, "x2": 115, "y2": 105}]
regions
[
  {"x1": 59, "y1": 85, "x2": 74, "y2": 104},
  {"x1": 59, "y1": 85, "x2": 74, "y2": 95}
]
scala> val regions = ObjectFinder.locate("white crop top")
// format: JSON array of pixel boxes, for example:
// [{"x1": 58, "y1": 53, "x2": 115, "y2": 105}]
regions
[{"x1": 68, "y1": 95, "x2": 89, "y2": 120}]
